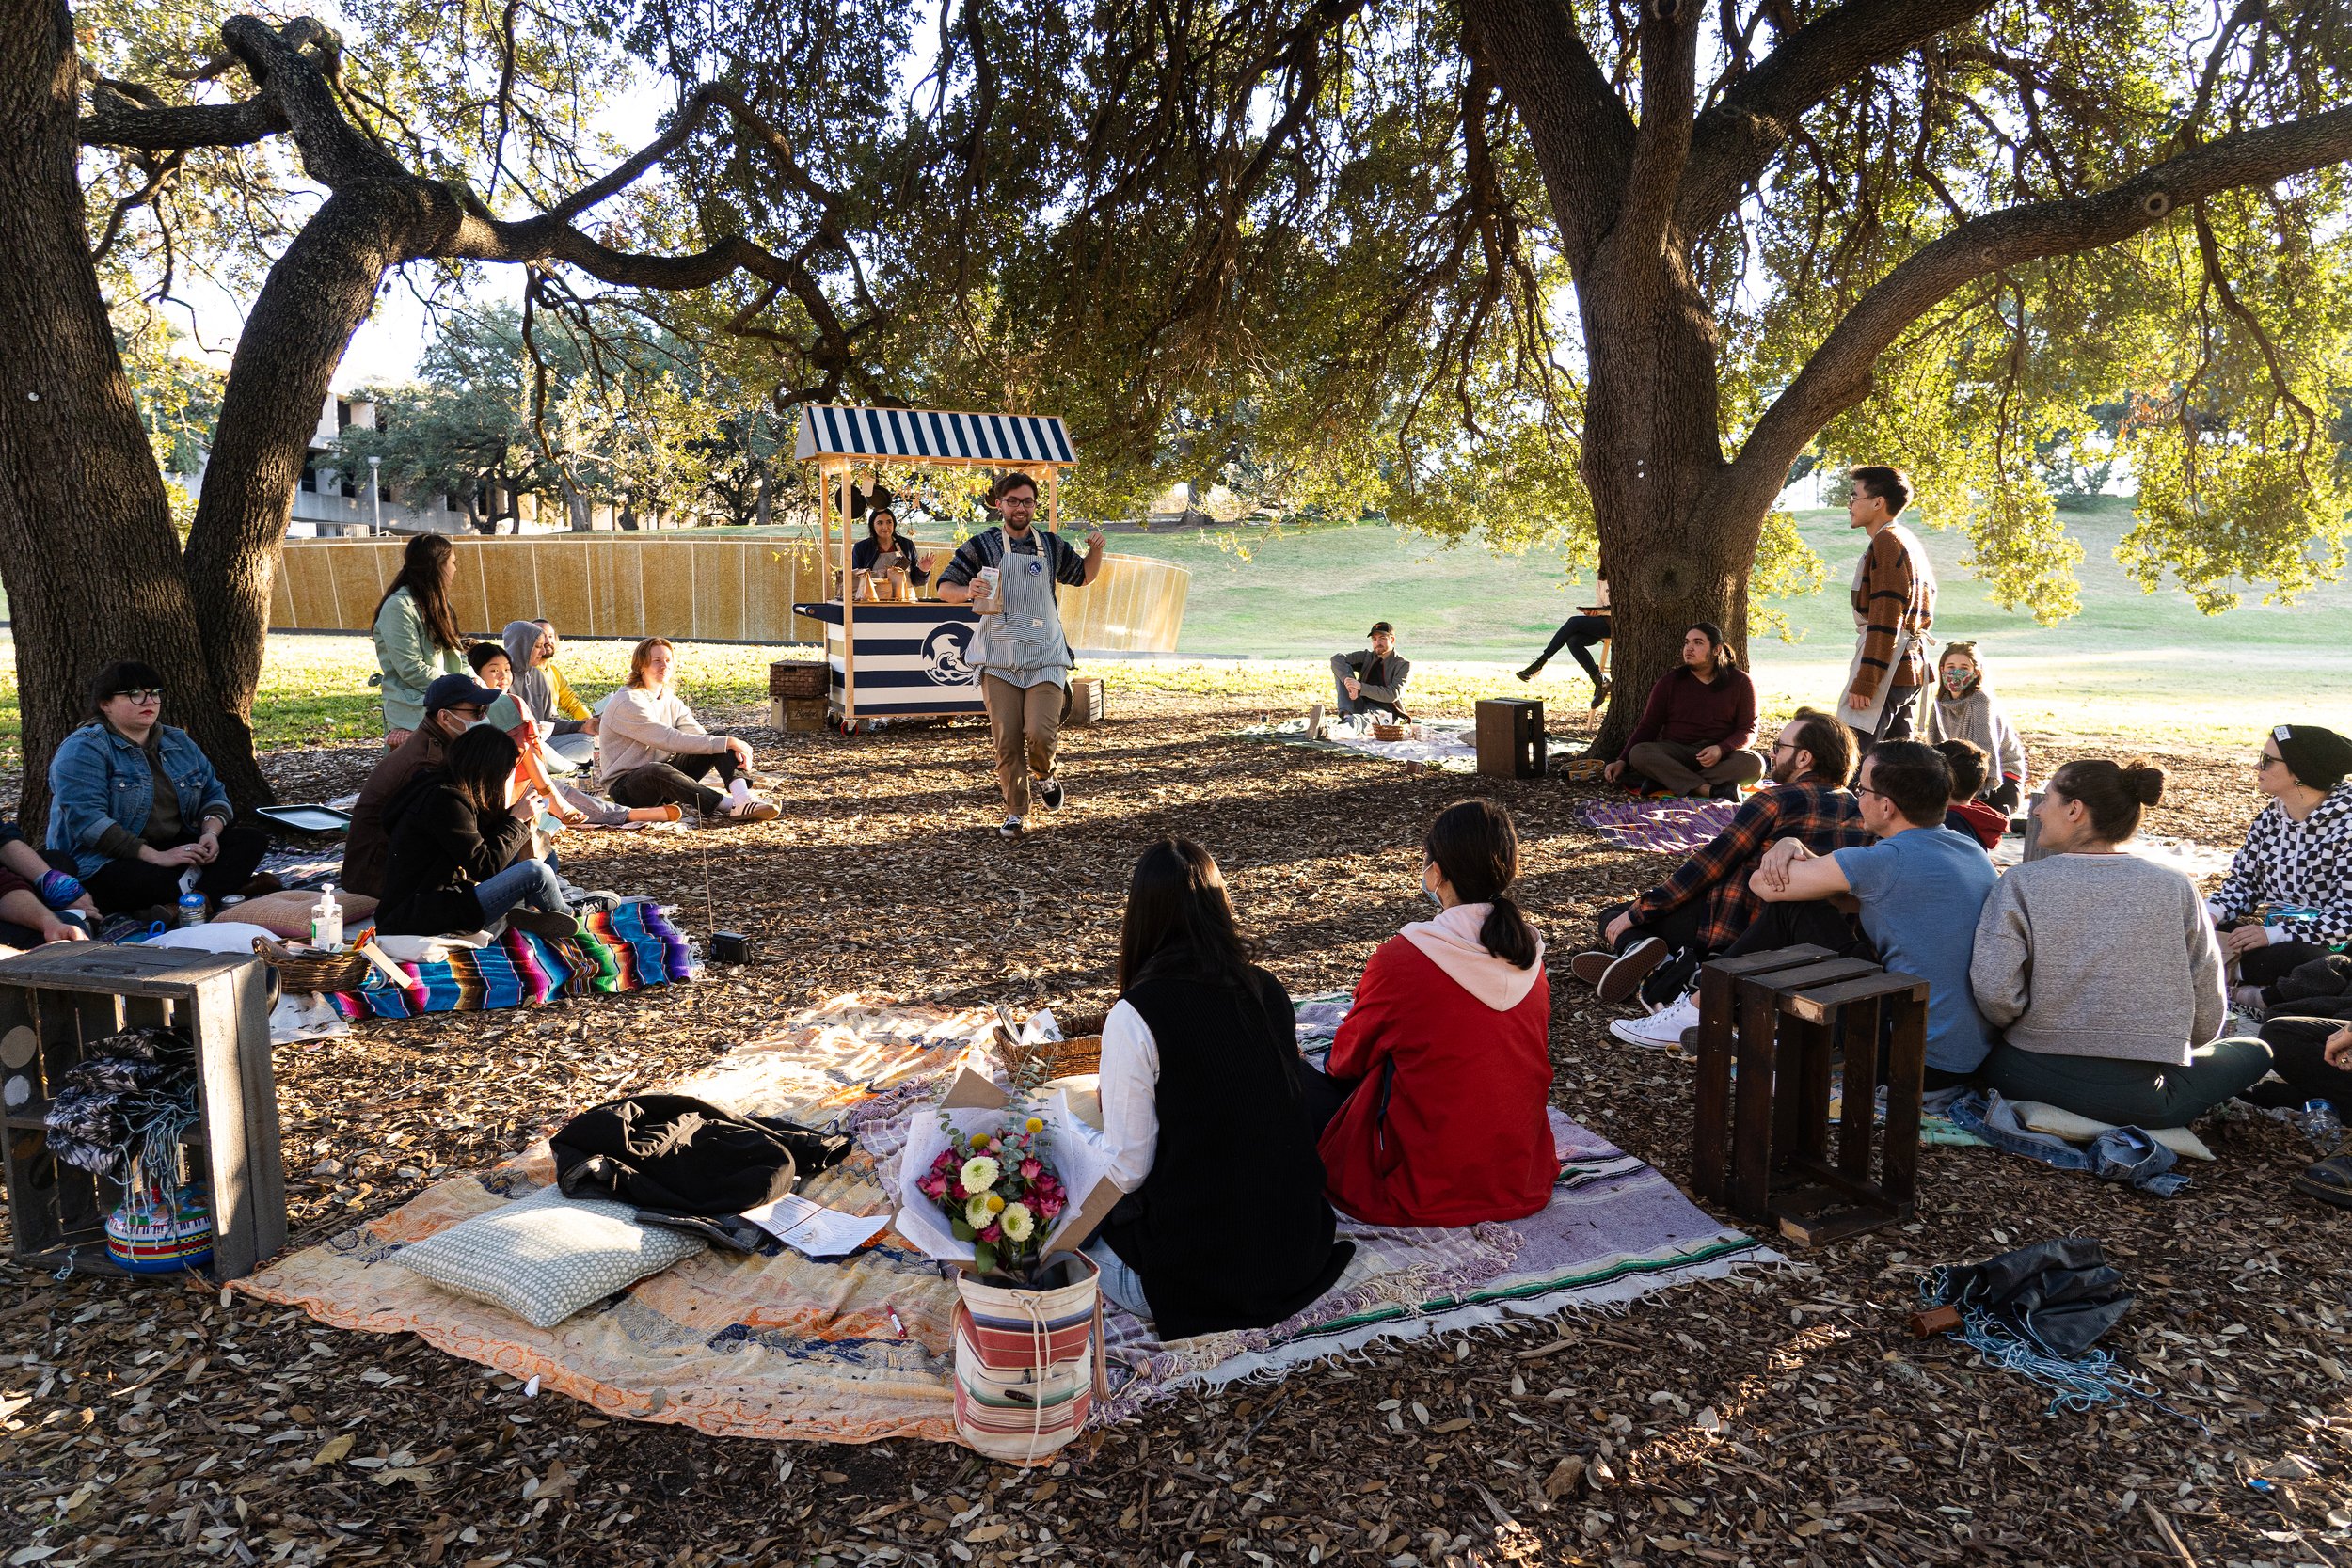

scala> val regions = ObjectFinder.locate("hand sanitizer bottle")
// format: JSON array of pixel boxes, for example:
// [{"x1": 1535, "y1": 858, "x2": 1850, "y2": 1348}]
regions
[{"x1": 311, "y1": 884, "x2": 344, "y2": 951}]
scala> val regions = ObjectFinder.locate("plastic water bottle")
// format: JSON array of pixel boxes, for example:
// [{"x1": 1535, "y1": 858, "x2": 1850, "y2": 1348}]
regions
[
  {"x1": 310, "y1": 884, "x2": 344, "y2": 952},
  {"x1": 176, "y1": 892, "x2": 207, "y2": 928},
  {"x1": 2303, "y1": 1100, "x2": 2344, "y2": 1156}
]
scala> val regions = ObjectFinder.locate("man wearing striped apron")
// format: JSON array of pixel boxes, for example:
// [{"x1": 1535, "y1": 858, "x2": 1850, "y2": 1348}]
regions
[{"x1": 937, "y1": 473, "x2": 1106, "y2": 836}]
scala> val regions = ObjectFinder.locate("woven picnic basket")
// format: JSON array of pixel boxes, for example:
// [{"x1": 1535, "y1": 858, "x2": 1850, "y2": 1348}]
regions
[
  {"x1": 251, "y1": 936, "x2": 370, "y2": 994},
  {"x1": 950, "y1": 1251, "x2": 1106, "y2": 1465},
  {"x1": 1371, "y1": 721, "x2": 1409, "y2": 742}
]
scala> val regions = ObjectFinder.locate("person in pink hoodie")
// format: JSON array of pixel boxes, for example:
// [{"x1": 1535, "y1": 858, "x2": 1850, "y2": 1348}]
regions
[{"x1": 1315, "y1": 800, "x2": 1557, "y2": 1227}]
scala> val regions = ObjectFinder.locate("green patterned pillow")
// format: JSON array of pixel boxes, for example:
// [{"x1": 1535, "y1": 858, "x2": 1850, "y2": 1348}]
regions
[{"x1": 395, "y1": 1184, "x2": 707, "y2": 1328}]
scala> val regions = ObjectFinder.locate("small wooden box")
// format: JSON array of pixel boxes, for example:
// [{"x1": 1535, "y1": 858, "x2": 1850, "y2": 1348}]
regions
[
  {"x1": 0, "y1": 945, "x2": 282, "y2": 1280},
  {"x1": 1475, "y1": 697, "x2": 1546, "y2": 778},
  {"x1": 1064, "y1": 678, "x2": 1105, "y2": 727},
  {"x1": 771, "y1": 696, "x2": 829, "y2": 733},
  {"x1": 769, "y1": 660, "x2": 828, "y2": 700}
]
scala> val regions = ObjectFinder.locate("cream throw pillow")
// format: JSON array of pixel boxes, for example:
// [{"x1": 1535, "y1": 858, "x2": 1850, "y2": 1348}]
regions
[
  {"x1": 2010, "y1": 1101, "x2": 2216, "y2": 1162},
  {"x1": 395, "y1": 1184, "x2": 707, "y2": 1327}
]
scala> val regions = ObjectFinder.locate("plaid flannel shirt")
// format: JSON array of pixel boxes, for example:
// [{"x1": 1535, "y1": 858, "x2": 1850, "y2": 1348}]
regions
[{"x1": 1629, "y1": 780, "x2": 1870, "y2": 953}]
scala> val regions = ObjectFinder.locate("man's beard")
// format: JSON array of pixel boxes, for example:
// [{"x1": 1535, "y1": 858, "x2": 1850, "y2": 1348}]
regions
[{"x1": 1769, "y1": 749, "x2": 1804, "y2": 785}]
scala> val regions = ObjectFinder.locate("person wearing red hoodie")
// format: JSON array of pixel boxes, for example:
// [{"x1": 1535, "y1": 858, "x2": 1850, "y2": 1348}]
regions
[
  {"x1": 1315, "y1": 800, "x2": 1556, "y2": 1227},
  {"x1": 1935, "y1": 739, "x2": 2008, "y2": 852}
]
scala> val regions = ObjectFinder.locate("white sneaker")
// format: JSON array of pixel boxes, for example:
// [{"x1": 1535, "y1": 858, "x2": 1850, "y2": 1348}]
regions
[
  {"x1": 724, "y1": 794, "x2": 779, "y2": 822},
  {"x1": 1610, "y1": 992, "x2": 1701, "y2": 1051}
]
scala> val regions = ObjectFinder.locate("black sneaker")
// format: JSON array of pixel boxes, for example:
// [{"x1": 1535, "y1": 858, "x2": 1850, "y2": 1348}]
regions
[
  {"x1": 1596, "y1": 936, "x2": 1667, "y2": 1006},
  {"x1": 1037, "y1": 777, "x2": 1065, "y2": 811},
  {"x1": 506, "y1": 908, "x2": 582, "y2": 942}
]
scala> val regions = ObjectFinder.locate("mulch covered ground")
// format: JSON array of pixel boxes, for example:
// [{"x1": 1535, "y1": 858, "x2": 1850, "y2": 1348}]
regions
[{"x1": 6, "y1": 691, "x2": 2349, "y2": 1568}]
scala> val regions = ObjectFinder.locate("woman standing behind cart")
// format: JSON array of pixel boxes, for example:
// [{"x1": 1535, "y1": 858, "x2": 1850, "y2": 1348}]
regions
[
  {"x1": 850, "y1": 508, "x2": 934, "y2": 599},
  {"x1": 936, "y1": 473, "x2": 1106, "y2": 838}
]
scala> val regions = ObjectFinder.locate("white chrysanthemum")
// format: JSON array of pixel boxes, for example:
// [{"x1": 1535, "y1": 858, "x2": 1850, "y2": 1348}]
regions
[
  {"x1": 965, "y1": 1193, "x2": 994, "y2": 1230},
  {"x1": 998, "y1": 1203, "x2": 1035, "y2": 1243},
  {"x1": 961, "y1": 1155, "x2": 1001, "y2": 1194}
]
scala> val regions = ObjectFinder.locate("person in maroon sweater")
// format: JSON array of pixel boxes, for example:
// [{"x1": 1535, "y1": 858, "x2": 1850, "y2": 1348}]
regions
[
  {"x1": 1314, "y1": 800, "x2": 1556, "y2": 1227},
  {"x1": 1604, "y1": 624, "x2": 1762, "y2": 799}
]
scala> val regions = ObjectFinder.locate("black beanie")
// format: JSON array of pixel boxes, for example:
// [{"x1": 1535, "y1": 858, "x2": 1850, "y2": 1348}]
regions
[{"x1": 2276, "y1": 724, "x2": 2352, "y2": 791}]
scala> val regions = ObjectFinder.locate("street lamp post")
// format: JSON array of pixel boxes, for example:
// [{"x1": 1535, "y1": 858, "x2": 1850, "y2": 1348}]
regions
[{"x1": 368, "y1": 456, "x2": 383, "y2": 534}]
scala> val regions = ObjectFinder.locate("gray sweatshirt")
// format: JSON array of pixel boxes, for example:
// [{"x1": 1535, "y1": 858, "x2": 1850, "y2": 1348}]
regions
[
  {"x1": 1969, "y1": 851, "x2": 2225, "y2": 1067},
  {"x1": 1925, "y1": 685, "x2": 2027, "y2": 794}
]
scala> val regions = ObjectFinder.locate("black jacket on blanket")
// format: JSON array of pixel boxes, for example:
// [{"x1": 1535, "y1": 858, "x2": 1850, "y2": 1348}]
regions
[
  {"x1": 375, "y1": 770, "x2": 532, "y2": 937},
  {"x1": 1099, "y1": 958, "x2": 1353, "y2": 1340}
]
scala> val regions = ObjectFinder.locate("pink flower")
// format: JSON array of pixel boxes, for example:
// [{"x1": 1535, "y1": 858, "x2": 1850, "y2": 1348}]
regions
[
  {"x1": 1035, "y1": 1191, "x2": 1065, "y2": 1219},
  {"x1": 917, "y1": 1174, "x2": 947, "y2": 1198},
  {"x1": 1020, "y1": 1159, "x2": 1041, "y2": 1180},
  {"x1": 979, "y1": 1223, "x2": 1002, "y2": 1243}
]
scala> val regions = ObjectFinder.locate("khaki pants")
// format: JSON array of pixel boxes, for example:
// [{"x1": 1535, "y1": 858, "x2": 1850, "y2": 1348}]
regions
[
  {"x1": 982, "y1": 674, "x2": 1063, "y2": 817},
  {"x1": 1626, "y1": 739, "x2": 1764, "y2": 797}
]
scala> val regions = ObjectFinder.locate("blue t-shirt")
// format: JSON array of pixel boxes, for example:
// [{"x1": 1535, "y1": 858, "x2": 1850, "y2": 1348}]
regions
[{"x1": 1834, "y1": 828, "x2": 1999, "y2": 1074}]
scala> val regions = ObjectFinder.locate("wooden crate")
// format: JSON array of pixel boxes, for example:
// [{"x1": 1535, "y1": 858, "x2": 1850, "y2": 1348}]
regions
[
  {"x1": 1691, "y1": 943, "x2": 1929, "y2": 1247},
  {"x1": 770, "y1": 696, "x2": 830, "y2": 733},
  {"x1": 1475, "y1": 697, "x2": 1546, "y2": 778},
  {"x1": 0, "y1": 945, "x2": 283, "y2": 1280},
  {"x1": 1064, "y1": 678, "x2": 1105, "y2": 727}
]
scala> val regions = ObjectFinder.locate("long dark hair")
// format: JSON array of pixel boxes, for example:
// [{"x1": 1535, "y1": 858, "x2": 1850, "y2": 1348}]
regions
[
  {"x1": 1117, "y1": 838, "x2": 1262, "y2": 993},
  {"x1": 440, "y1": 723, "x2": 520, "y2": 814},
  {"x1": 373, "y1": 533, "x2": 462, "y2": 652},
  {"x1": 1424, "y1": 800, "x2": 1538, "y2": 969},
  {"x1": 1687, "y1": 621, "x2": 1737, "y2": 673},
  {"x1": 864, "y1": 507, "x2": 901, "y2": 547}
]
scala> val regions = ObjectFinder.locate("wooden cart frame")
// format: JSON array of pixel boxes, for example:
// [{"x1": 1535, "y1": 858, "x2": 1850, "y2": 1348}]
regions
[{"x1": 792, "y1": 405, "x2": 1078, "y2": 733}]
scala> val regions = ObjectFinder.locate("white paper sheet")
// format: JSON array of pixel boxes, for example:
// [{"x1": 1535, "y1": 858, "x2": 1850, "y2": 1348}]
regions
[{"x1": 740, "y1": 1194, "x2": 891, "y2": 1259}]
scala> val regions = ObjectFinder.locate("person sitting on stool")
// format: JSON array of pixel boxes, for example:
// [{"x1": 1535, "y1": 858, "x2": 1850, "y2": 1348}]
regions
[{"x1": 1331, "y1": 622, "x2": 1412, "y2": 721}]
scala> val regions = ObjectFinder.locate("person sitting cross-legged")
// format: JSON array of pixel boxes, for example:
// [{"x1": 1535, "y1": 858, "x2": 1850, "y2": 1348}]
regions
[
  {"x1": 1330, "y1": 622, "x2": 1412, "y2": 721},
  {"x1": 596, "y1": 638, "x2": 778, "y2": 822},
  {"x1": 1611, "y1": 741, "x2": 1997, "y2": 1072},
  {"x1": 47, "y1": 660, "x2": 272, "y2": 918},
  {"x1": 375, "y1": 725, "x2": 579, "y2": 941},
  {"x1": 1936, "y1": 739, "x2": 2008, "y2": 851},
  {"x1": 1924, "y1": 642, "x2": 2026, "y2": 813},
  {"x1": 1577, "y1": 707, "x2": 1866, "y2": 1011},
  {"x1": 504, "y1": 620, "x2": 597, "y2": 768},
  {"x1": 1603, "y1": 623, "x2": 1762, "y2": 800},
  {"x1": 1973, "y1": 758, "x2": 2271, "y2": 1127},
  {"x1": 1082, "y1": 838, "x2": 1355, "y2": 1336},
  {"x1": 2207, "y1": 723, "x2": 2352, "y2": 1013}
]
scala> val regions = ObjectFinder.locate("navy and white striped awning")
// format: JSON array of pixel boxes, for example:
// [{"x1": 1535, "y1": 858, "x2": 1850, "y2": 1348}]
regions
[{"x1": 794, "y1": 404, "x2": 1077, "y2": 467}]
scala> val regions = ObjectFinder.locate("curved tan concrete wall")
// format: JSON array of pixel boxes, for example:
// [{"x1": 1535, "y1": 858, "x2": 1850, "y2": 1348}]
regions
[{"x1": 271, "y1": 535, "x2": 1190, "y2": 653}]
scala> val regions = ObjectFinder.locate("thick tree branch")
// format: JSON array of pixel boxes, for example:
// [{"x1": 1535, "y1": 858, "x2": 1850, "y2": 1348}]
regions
[
  {"x1": 218, "y1": 15, "x2": 405, "y2": 188},
  {"x1": 81, "y1": 91, "x2": 285, "y2": 150},
  {"x1": 1722, "y1": 104, "x2": 2352, "y2": 510},
  {"x1": 1461, "y1": 0, "x2": 1633, "y2": 271},
  {"x1": 1616, "y1": 0, "x2": 1703, "y2": 260},
  {"x1": 1676, "y1": 0, "x2": 1994, "y2": 234}
]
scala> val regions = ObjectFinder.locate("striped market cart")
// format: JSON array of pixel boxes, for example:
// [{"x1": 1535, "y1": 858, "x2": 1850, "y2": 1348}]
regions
[{"x1": 789, "y1": 404, "x2": 1079, "y2": 736}]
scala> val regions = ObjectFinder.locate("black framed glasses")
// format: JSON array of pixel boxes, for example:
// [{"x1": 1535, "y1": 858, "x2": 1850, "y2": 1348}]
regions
[
  {"x1": 2255, "y1": 752, "x2": 2282, "y2": 771},
  {"x1": 111, "y1": 689, "x2": 163, "y2": 704}
]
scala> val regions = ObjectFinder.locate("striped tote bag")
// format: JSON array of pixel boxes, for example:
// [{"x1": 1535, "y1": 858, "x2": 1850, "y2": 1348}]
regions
[{"x1": 950, "y1": 1252, "x2": 1106, "y2": 1465}]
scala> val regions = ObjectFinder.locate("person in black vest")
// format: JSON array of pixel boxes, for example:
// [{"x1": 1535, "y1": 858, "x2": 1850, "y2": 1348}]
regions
[{"x1": 1086, "y1": 838, "x2": 1355, "y2": 1337}]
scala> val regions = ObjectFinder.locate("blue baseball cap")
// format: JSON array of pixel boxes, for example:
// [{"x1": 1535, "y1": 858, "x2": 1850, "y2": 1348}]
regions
[{"x1": 423, "y1": 673, "x2": 501, "y2": 714}]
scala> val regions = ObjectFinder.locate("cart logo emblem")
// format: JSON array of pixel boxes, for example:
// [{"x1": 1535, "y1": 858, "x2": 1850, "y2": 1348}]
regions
[{"x1": 922, "y1": 624, "x2": 977, "y2": 686}]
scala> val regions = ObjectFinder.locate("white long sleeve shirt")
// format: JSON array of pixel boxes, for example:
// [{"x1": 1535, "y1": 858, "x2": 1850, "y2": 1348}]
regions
[{"x1": 1097, "y1": 1000, "x2": 1161, "y2": 1194}]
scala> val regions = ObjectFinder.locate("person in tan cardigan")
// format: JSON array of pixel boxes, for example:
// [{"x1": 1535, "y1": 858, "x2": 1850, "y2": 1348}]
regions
[{"x1": 595, "y1": 639, "x2": 777, "y2": 821}]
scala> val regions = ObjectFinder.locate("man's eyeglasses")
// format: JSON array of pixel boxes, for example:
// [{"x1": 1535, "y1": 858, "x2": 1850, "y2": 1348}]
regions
[
  {"x1": 449, "y1": 705, "x2": 487, "y2": 721},
  {"x1": 111, "y1": 689, "x2": 163, "y2": 704},
  {"x1": 1854, "y1": 784, "x2": 1885, "y2": 800}
]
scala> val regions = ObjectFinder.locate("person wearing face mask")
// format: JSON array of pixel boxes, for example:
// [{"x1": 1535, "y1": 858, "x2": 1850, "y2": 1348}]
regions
[
  {"x1": 1924, "y1": 642, "x2": 2026, "y2": 814},
  {"x1": 2207, "y1": 724, "x2": 2352, "y2": 1011},
  {"x1": 1577, "y1": 708, "x2": 1867, "y2": 1017},
  {"x1": 1309, "y1": 800, "x2": 1555, "y2": 1227}
]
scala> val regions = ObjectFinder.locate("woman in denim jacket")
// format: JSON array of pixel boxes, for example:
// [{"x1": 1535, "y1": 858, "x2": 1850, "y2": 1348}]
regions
[{"x1": 46, "y1": 660, "x2": 271, "y2": 917}]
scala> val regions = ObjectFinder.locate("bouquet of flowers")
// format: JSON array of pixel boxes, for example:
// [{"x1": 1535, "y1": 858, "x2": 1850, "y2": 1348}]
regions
[{"x1": 916, "y1": 1113, "x2": 1070, "y2": 1277}]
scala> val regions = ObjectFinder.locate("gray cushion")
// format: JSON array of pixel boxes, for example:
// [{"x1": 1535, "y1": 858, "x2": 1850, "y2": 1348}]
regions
[{"x1": 394, "y1": 1184, "x2": 707, "y2": 1328}]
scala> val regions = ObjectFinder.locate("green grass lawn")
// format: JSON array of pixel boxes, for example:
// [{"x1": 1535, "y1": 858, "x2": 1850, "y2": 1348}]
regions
[{"x1": 0, "y1": 493, "x2": 2338, "y2": 762}]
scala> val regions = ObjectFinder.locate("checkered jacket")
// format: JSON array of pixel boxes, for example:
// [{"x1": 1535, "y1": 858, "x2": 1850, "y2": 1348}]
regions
[
  {"x1": 1629, "y1": 780, "x2": 1871, "y2": 953},
  {"x1": 2208, "y1": 783, "x2": 2352, "y2": 945}
]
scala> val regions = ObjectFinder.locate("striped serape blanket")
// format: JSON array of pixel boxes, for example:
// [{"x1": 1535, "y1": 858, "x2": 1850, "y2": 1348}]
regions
[
  {"x1": 326, "y1": 901, "x2": 693, "y2": 1020},
  {"x1": 1578, "y1": 796, "x2": 1740, "y2": 855},
  {"x1": 238, "y1": 997, "x2": 1778, "y2": 1449}
]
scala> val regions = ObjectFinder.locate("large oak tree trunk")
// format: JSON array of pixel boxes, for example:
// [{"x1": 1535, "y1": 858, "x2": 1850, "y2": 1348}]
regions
[
  {"x1": 1578, "y1": 245, "x2": 1767, "y2": 756},
  {"x1": 0, "y1": 0, "x2": 269, "y2": 823}
]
